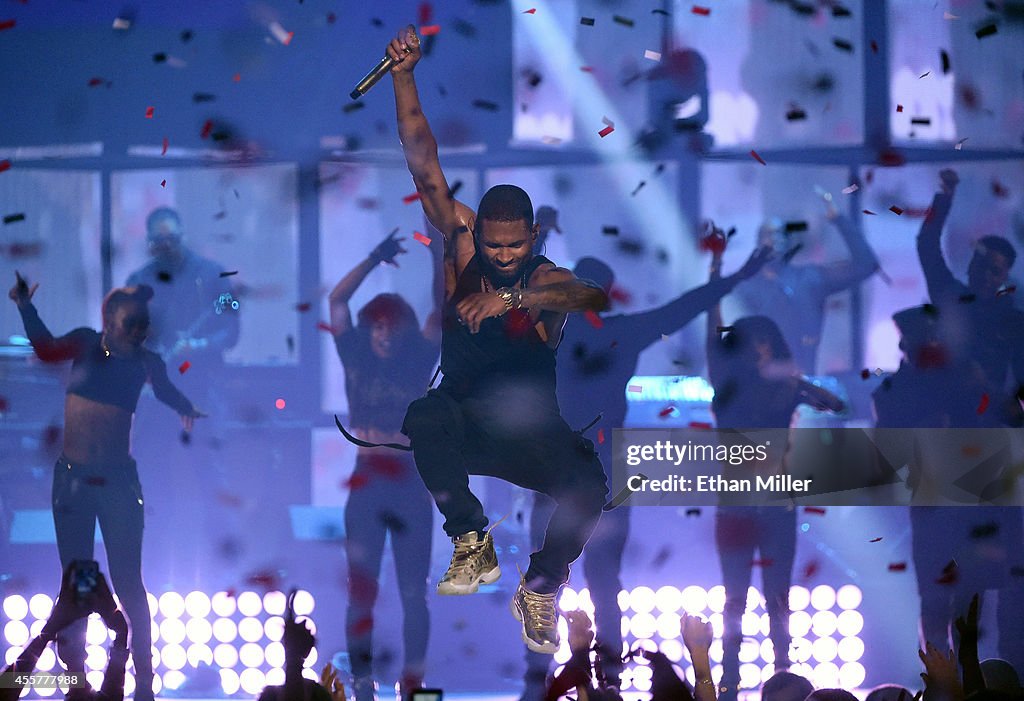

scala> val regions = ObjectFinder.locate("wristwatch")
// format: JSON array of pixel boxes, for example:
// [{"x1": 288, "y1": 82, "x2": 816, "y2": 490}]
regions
[{"x1": 495, "y1": 287, "x2": 522, "y2": 313}]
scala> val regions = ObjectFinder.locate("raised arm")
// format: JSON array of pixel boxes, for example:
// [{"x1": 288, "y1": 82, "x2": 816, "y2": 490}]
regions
[
  {"x1": 8, "y1": 272, "x2": 90, "y2": 363},
  {"x1": 328, "y1": 231, "x2": 407, "y2": 338},
  {"x1": 423, "y1": 224, "x2": 446, "y2": 344},
  {"x1": 818, "y1": 194, "x2": 881, "y2": 295},
  {"x1": 388, "y1": 25, "x2": 475, "y2": 272},
  {"x1": 917, "y1": 169, "x2": 961, "y2": 303}
]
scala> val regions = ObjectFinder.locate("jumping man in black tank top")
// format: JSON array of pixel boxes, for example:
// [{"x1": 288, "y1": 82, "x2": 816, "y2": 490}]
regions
[{"x1": 386, "y1": 25, "x2": 610, "y2": 654}]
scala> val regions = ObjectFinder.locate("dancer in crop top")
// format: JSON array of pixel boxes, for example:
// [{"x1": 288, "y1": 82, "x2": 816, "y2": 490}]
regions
[{"x1": 10, "y1": 272, "x2": 202, "y2": 701}]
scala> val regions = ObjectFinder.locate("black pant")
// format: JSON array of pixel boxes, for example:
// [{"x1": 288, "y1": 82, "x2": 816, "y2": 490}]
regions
[
  {"x1": 344, "y1": 453, "x2": 433, "y2": 680},
  {"x1": 402, "y1": 389, "x2": 608, "y2": 593},
  {"x1": 51, "y1": 454, "x2": 153, "y2": 685},
  {"x1": 716, "y1": 506, "x2": 796, "y2": 685}
]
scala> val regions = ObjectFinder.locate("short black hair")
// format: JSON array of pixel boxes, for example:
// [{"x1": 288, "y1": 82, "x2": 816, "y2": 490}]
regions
[
  {"x1": 476, "y1": 184, "x2": 533, "y2": 233},
  {"x1": 357, "y1": 293, "x2": 419, "y2": 333},
  {"x1": 102, "y1": 285, "x2": 154, "y2": 324},
  {"x1": 146, "y1": 207, "x2": 182, "y2": 235},
  {"x1": 976, "y1": 235, "x2": 1017, "y2": 267}
]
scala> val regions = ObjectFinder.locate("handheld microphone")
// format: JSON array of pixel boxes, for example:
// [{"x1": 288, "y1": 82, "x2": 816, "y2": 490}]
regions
[{"x1": 349, "y1": 47, "x2": 412, "y2": 100}]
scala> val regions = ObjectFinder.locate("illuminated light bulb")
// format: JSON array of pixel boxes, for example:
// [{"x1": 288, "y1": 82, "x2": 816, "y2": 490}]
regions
[
  {"x1": 220, "y1": 669, "x2": 241, "y2": 695},
  {"x1": 835, "y1": 585, "x2": 862, "y2": 611},
  {"x1": 262, "y1": 591, "x2": 287, "y2": 617},
  {"x1": 185, "y1": 591, "x2": 212, "y2": 619},
  {"x1": 3, "y1": 595, "x2": 28, "y2": 621},
  {"x1": 291, "y1": 590, "x2": 314, "y2": 617},
  {"x1": 238, "y1": 617, "x2": 263, "y2": 643},
  {"x1": 655, "y1": 586, "x2": 682, "y2": 613},
  {"x1": 236, "y1": 592, "x2": 262, "y2": 617},
  {"x1": 158, "y1": 592, "x2": 186, "y2": 619},
  {"x1": 211, "y1": 592, "x2": 237, "y2": 617},
  {"x1": 810, "y1": 585, "x2": 836, "y2": 612},
  {"x1": 29, "y1": 594, "x2": 54, "y2": 621},
  {"x1": 788, "y1": 586, "x2": 811, "y2": 612}
]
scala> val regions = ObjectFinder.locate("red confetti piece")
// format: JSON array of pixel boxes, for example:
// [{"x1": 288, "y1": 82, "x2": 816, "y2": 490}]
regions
[
  {"x1": 351, "y1": 616, "x2": 374, "y2": 636},
  {"x1": 597, "y1": 428, "x2": 605, "y2": 444},
  {"x1": 860, "y1": 369, "x2": 871, "y2": 380},
  {"x1": 580, "y1": 66, "x2": 594, "y2": 72},
  {"x1": 233, "y1": 73, "x2": 241, "y2": 82},
  {"x1": 862, "y1": 209, "x2": 876, "y2": 215},
  {"x1": 749, "y1": 149, "x2": 767, "y2": 165},
  {"x1": 145, "y1": 106, "x2": 155, "y2": 119},
  {"x1": 888, "y1": 562, "x2": 907, "y2": 572},
  {"x1": 584, "y1": 310, "x2": 604, "y2": 328},
  {"x1": 420, "y1": 24, "x2": 441, "y2": 36},
  {"x1": 88, "y1": 77, "x2": 105, "y2": 87},
  {"x1": 0, "y1": 19, "x2": 15, "y2": 31},
  {"x1": 804, "y1": 506, "x2": 827, "y2": 515},
  {"x1": 317, "y1": 321, "x2": 336, "y2": 334},
  {"x1": 658, "y1": 406, "x2": 676, "y2": 418},
  {"x1": 418, "y1": 2, "x2": 433, "y2": 24},
  {"x1": 801, "y1": 560, "x2": 820, "y2": 580},
  {"x1": 699, "y1": 231, "x2": 727, "y2": 255},
  {"x1": 869, "y1": 537, "x2": 883, "y2": 542},
  {"x1": 688, "y1": 421, "x2": 712, "y2": 430},
  {"x1": 160, "y1": 179, "x2": 166, "y2": 188},
  {"x1": 896, "y1": 104, "x2": 903, "y2": 112},
  {"x1": 976, "y1": 393, "x2": 989, "y2": 415},
  {"x1": 598, "y1": 125, "x2": 615, "y2": 138},
  {"x1": 691, "y1": 5, "x2": 711, "y2": 15},
  {"x1": 522, "y1": 8, "x2": 536, "y2": 13},
  {"x1": 246, "y1": 570, "x2": 282, "y2": 589},
  {"x1": 201, "y1": 119, "x2": 213, "y2": 139},
  {"x1": 178, "y1": 360, "x2": 191, "y2": 374},
  {"x1": 161, "y1": 138, "x2": 168, "y2": 155},
  {"x1": 0, "y1": 160, "x2": 10, "y2": 173},
  {"x1": 413, "y1": 231, "x2": 432, "y2": 246},
  {"x1": 295, "y1": 302, "x2": 312, "y2": 312},
  {"x1": 889, "y1": 206, "x2": 904, "y2": 215},
  {"x1": 402, "y1": 192, "x2": 421, "y2": 204}
]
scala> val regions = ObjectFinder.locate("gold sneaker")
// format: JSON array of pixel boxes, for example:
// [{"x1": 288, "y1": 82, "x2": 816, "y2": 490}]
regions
[
  {"x1": 437, "y1": 531, "x2": 501, "y2": 595},
  {"x1": 511, "y1": 578, "x2": 560, "y2": 654}
]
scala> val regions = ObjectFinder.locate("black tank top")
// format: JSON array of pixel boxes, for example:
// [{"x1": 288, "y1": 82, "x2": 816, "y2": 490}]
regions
[{"x1": 439, "y1": 255, "x2": 556, "y2": 401}]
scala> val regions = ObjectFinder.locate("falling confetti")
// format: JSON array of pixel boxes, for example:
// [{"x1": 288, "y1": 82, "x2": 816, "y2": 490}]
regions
[
  {"x1": 888, "y1": 562, "x2": 907, "y2": 572},
  {"x1": 975, "y1": 24, "x2": 997, "y2": 39},
  {"x1": 842, "y1": 184, "x2": 859, "y2": 194},
  {"x1": 692, "y1": 6, "x2": 711, "y2": 15},
  {"x1": 613, "y1": 15, "x2": 635, "y2": 27},
  {"x1": 3, "y1": 214, "x2": 26, "y2": 225},
  {"x1": 522, "y1": 8, "x2": 536, "y2": 14},
  {"x1": 0, "y1": 160, "x2": 10, "y2": 173},
  {"x1": 749, "y1": 149, "x2": 767, "y2": 165},
  {"x1": 178, "y1": 360, "x2": 191, "y2": 374},
  {"x1": 402, "y1": 192, "x2": 421, "y2": 204},
  {"x1": 145, "y1": 106, "x2": 155, "y2": 119},
  {"x1": 976, "y1": 394, "x2": 989, "y2": 414},
  {"x1": 413, "y1": 231, "x2": 432, "y2": 246},
  {"x1": 643, "y1": 49, "x2": 662, "y2": 61},
  {"x1": 580, "y1": 17, "x2": 595, "y2": 26},
  {"x1": 420, "y1": 24, "x2": 441, "y2": 36},
  {"x1": 598, "y1": 125, "x2": 615, "y2": 138},
  {"x1": 889, "y1": 206, "x2": 904, "y2": 215},
  {"x1": 585, "y1": 310, "x2": 604, "y2": 329}
]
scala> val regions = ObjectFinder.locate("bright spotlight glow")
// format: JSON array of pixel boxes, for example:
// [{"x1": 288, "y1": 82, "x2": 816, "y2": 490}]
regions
[
  {"x1": 160, "y1": 618, "x2": 187, "y2": 645},
  {"x1": 746, "y1": 586, "x2": 765, "y2": 611},
  {"x1": 656, "y1": 613, "x2": 681, "y2": 639},
  {"x1": 239, "y1": 642, "x2": 265, "y2": 668},
  {"x1": 211, "y1": 592, "x2": 237, "y2": 617},
  {"x1": 629, "y1": 612, "x2": 657, "y2": 639},
  {"x1": 789, "y1": 610, "x2": 812, "y2": 638},
  {"x1": 186, "y1": 617, "x2": 213, "y2": 644},
  {"x1": 3, "y1": 595, "x2": 28, "y2": 621},
  {"x1": 655, "y1": 586, "x2": 681, "y2": 613},
  {"x1": 85, "y1": 645, "x2": 107, "y2": 671},
  {"x1": 741, "y1": 612, "x2": 761, "y2": 637},
  {"x1": 760, "y1": 639, "x2": 777, "y2": 664},
  {"x1": 4, "y1": 647, "x2": 21, "y2": 665},
  {"x1": 789, "y1": 586, "x2": 810, "y2": 612},
  {"x1": 738, "y1": 640, "x2": 759, "y2": 664},
  {"x1": 238, "y1": 617, "x2": 263, "y2": 643},
  {"x1": 709, "y1": 613, "x2": 724, "y2": 639},
  {"x1": 185, "y1": 591, "x2": 212, "y2": 619},
  {"x1": 187, "y1": 643, "x2": 213, "y2": 667},
  {"x1": 291, "y1": 590, "x2": 314, "y2": 617},
  {"x1": 30, "y1": 620, "x2": 45, "y2": 637},
  {"x1": 159, "y1": 592, "x2": 186, "y2": 619},
  {"x1": 147, "y1": 593, "x2": 158, "y2": 617},
  {"x1": 836, "y1": 585, "x2": 862, "y2": 611},
  {"x1": 161, "y1": 643, "x2": 187, "y2": 671},
  {"x1": 660, "y1": 639, "x2": 684, "y2": 663},
  {"x1": 837, "y1": 610, "x2": 864, "y2": 637},
  {"x1": 266, "y1": 668, "x2": 286, "y2": 686},
  {"x1": 264, "y1": 616, "x2": 285, "y2": 642},
  {"x1": 709, "y1": 638, "x2": 724, "y2": 664},
  {"x1": 575, "y1": 589, "x2": 594, "y2": 614},
  {"x1": 214, "y1": 643, "x2": 239, "y2": 669},
  {"x1": 162, "y1": 671, "x2": 186, "y2": 691},
  {"x1": 554, "y1": 647, "x2": 571, "y2": 665},
  {"x1": 740, "y1": 663, "x2": 762, "y2": 688},
  {"x1": 151, "y1": 620, "x2": 160, "y2": 643},
  {"x1": 213, "y1": 618, "x2": 238, "y2": 643},
  {"x1": 301, "y1": 668, "x2": 319, "y2": 682},
  {"x1": 812, "y1": 636, "x2": 839, "y2": 663},
  {"x1": 811, "y1": 610, "x2": 838, "y2": 637},
  {"x1": 810, "y1": 585, "x2": 836, "y2": 612},
  {"x1": 86, "y1": 617, "x2": 109, "y2": 645},
  {"x1": 706, "y1": 586, "x2": 726, "y2": 613},
  {"x1": 240, "y1": 668, "x2": 266, "y2": 695},
  {"x1": 303, "y1": 646, "x2": 318, "y2": 668},
  {"x1": 124, "y1": 672, "x2": 135, "y2": 696},
  {"x1": 839, "y1": 661, "x2": 866, "y2": 688},
  {"x1": 633, "y1": 664, "x2": 653, "y2": 692},
  {"x1": 838, "y1": 636, "x2": 865, "y2": 663},
  {"x1": 236, "y1": 592, "x2": 262, "y2": 617},
  {"x1": 617, "y1": 590, "x2": 630, "y2": 612},
  {"x1": 29, "y1": 594, "x2": 53, "y2": 620},
  {"x1": 813, "y1": 662, "x2": 840, "y2": 688},
  {"x1": 4, "y1": 621, "x2": 29, "y2": 647},
  {"x1": 220, "y1": 669, "x2": 241, "y2": 695},
  {"x1": 37, "y1": 647, "x2": 56, "y2": 672},
  {"x1": 87, "y1": 671, "x2": 105, "y2": 690},
  {"x1": 790, "y1": 637, "x2": 813, "y2": 664},
  {"x1": 558, "y1": 588, "x2": 578, "y2": 612},
  {"x1": 680, "y1": 585, "x2": 707, "y2": 614},
  {"x1": 629, "y1": 586, "x2": 656, "y2": 614},
  {"x1": 264, "y1": 641, "x2": 286, "y2": 668}
]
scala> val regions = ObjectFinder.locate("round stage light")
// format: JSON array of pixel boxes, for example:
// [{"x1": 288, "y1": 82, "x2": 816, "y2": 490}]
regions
[
  {"x1": 238, "y1": 617, "x2": 263, "y2": 643},
  {"x1": 812, "y1": 662, "x2": 840, "y2": 688},
  {"x1": 151, "y1": 620, "x2": 160, "y2": 643},
  {"x1": 240, "y1": 642, "x2": 265, "y2": 668},
  {"x1": 554, "y1": 647, "x2": 571, "y2": 665},
  {"x1": 709, "y1": 613, "x2": 724, "y2": 639},
  {"x1": 838, "y1": 636, "x2": 865, "y2": 663},
  {"x1": 836, "y1": 584, "x2": 862, "y2": 611},
  {"x1": 302, "y1": 668, "x2": 319, "y2": 682},
  {"x1": 264, "y1": 616, "x2": 285, "y2": 642},
  {"x1": 220, "y1": 668, "x2": 241, "y2": 695},
  {"x1": 630, "y1": 638, "x2": 658, "y2": 664},
  {"x1": 160, "y1": 617, "x2": 187, "y2": 646},
  {"x1": 162, "y1": 643, "x2": 187, "y2": 671},
  {"x1": 214, "y1": 643, "x2": 239, "y2": 669},
  {"x1": 186, "y1": 643, "x2": 213, "y2": 667},
  {"x1": 3, "y1": 595, "x2": 28, "y2": 621},
  {"x1": 558, "y1": 588, "x2": 578, "y2": 612},
  {"x1": 87, "y1": 671, "x2": 105, "y2": 690},
  {"x1": 85, "y1": 645, "x2": 107, "y2": 671},
  {"x1": 812, "y1": 636, "x2": 838, "y2": 663},
  {"x1": 620, "y1": 616, "x2": 630, "y2": 638},
  {"x1": 37, "y1": 647, "x2": 56, "y2": 672},
  {"x1": 741, "y1": 612, "x2": 761, "y2": 637},
  {"x1": 836, "y1": 610, "x2": 864, "y2": 637},
  {"x1": 630, "y1": 612, "x2": 657, "y2": 639},
  {"x1": 680, "y1": 585, "x2": 707, "y2": 615},
  {"x1": 655, "y1": 586, "x2": 682, "y2": 613},
  {"x1": 790, "y1": 637, "x2": 812, "y2": 664},
  {"x1": 660, "y1": 638, "x2": 684, "y2": 663},
  {"x1": 738, "y1": 639, "x2": 759, "y2": 664},
  {"x1": 740, "y1": 663, "x2": 761, "y2": 689},
  {"x1": 760, "y1": 639, "x2": 777, "y2": 664},
  {"x1": 788, "y1": 586, "x2": 810, "y2": 612},
  {"x1": 617, "y1": 590, "x2": 630, "y2": 613},
  {"x1": 629, "y1": 586, "x2": 656, "y2": 614},
  {"x1": 29, "y1": 594, "x2": 53, "y2": 621},
  {"x1": 709, "y1": 638, "x2": 724, "y2": 664},
  {"x1": 265, "y1": 641, "x2": 286, "y2": 668},
  {"x1": 811, "y1": 610, "x2": 838, "y2": 638},
  {"x1": 839, "y1": 661, "x2": 866, "y2": 689},
  {"x1": 789, "y1": 610, "x2": 812, "y2": 638},
  {"x1": 162, "y1": 670, "x2": 186, "y2": 691},
  {"x1": 747, "y1": 586, "x2": 765, "y2": 612},
  {"x1": 304, "y1": 646, "x2": 318, "y2": 668},
  {"x1": 213, "y1": 618, "x2": 238, "y2": 643},
  {"x1": 657, "y1": 612, "x2": 681, "y2": 640},
  {"x1": 810, "y1": 585, "x2": 836, "y2": 612},
  {"x1": 185, "y1": 591, "x2": 212, "y2": 619},
  {"x1": 37, "y1": 685, "x2": 56, "y2": 697},
  {"x1": 86, "y1": 617, "x2": 109, "y2": 645},
  {"x1": 262, "y1": 591, "x2": 286, "y2": 617},
  {"x1": 706, "y1": 586, "x2": 726, "y2": 614},
  {"x1": 236, "y1": 592, "x2": 262, "y2": 618},
  {"x1": 761, "y1": 664, "x2": 777, "y2": 683},
  {"x1": 632, "y1": 664, "x2": 653, "y2": 692},
  {"x1": 30, "y1": 620, "x2": 45, "y2": 638},
  {"x1": 186, "y1": 617, "x2": 213, "y2": 645},
  {"x1": 291, "y1": 590, "x2": 315, "y2": 617},
  {"x1": 296, "y1": 615, "x2": 317, "y2": 636},
  {"x1": 240, "y1": 668, "x2": 268, "y2": 695},
  {"x1": 3, "y1": 620, "x2": 29, "y2": 647},
  {"x1": 123, "y1": 672, "x2": 135, "y2": 695},
  {"x1": 576, "y1": 588, "x2": 595, "y2": 614},
  {"x1": 212, "y1": 592, "x2": 237, "y2": 617},
  {"x1": 266, "y1": 668, "x2": 286, "y2": 686},
  {"x1": 4, "y1": 647, "x2": 21, "y2": 665},
  {"x1": 791, "y1": 662, "x2": 814, "y2": 679},
  {"x1": 147, "y1": 593, "x2": 158, "y2": 618},
  {"x1": 158, "y1": 592, "x2": 185, "y2": 620}
]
